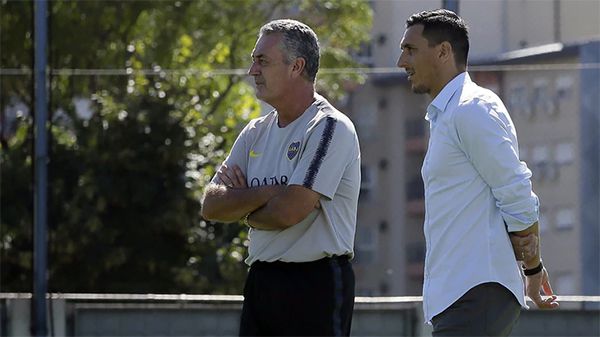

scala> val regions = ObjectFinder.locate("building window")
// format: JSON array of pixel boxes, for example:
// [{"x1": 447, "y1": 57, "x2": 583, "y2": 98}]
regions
[
  {"x1": 354, "y1": 100, "x2": 377, "y2": 141},
  {"x1": 556, "y1": 76, "x2": 574, "y2": 106},
  {"x1": 405, "y1": 119, "x2": 427, "y2": 154},
  {"x1": 508, "y1": 85, "x2": 532, "y2": 119},
  {"x1": 379, "y1": 282, "x2": 390, "y2": 295},
  {"x1": 532, "y1": 145, "x2": 558, "y2": 181},
  {"x1": 532, "y1": 145, "x2": 549, "y2": 163},
  {"x1": 531, "y1": 145, "x2": 559, "y2": 182},
  {"x1": 406, "y1": 175, "x2": 425, "y2": 216},
  {"x1": 360, "y1": 165, "x2": 376, "y2": 201},
  {"x1": 555, "y1": 142, "x2": 575, "y2": 165},
  {"x1": 405, "y1": 119, "x2": 426, "y2": 138},
  {"x1": 406, "y1": 242, "x2": 425, "y2": 280},
  {"x1": 556, "y1": 207, "x2": 575, "y2": 230},
  {"x1": 354, "y1": 41, "x2": 374, "y2": 67},
  {"x1": 378, "y1": 220, "x2": 388, "y2": 233},
  {"x1": 354, "y1": 226, "x2": 377, "y2": 265},
  {"x1": 533, "y1": 80, "x2": 556, "y2": 117},
  {"x1": 406, "y1": 176, "x2": 424, "y2": 201},
  {"x1": 378, "y1": 96, "x2": 388, "y2": 110},
  {"x1": 406, "y1": 242, "x2": 426, "y2": 264}
]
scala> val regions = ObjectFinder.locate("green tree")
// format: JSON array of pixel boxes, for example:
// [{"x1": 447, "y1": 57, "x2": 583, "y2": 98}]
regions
[{"x1": 0, "y1": 0, "x2": 372, "y2": 293}]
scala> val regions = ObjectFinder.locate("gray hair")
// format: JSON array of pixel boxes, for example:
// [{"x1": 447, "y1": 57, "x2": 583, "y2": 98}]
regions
[{"x1": 259, "y1": 19, "x2": 320, "y2": 82}]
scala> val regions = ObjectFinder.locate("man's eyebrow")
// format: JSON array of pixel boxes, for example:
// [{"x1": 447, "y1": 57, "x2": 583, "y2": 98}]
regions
[{"x1": 400, "y1": 42, "x2": 415, "y2": 49}]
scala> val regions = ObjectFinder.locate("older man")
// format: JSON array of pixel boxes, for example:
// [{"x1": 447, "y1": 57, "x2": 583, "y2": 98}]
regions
[{"x1": 201, "y1": 19, "x2": 360, "y2": 336}]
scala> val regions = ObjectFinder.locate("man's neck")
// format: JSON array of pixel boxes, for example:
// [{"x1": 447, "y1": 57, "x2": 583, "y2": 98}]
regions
[
  {"x1": 430, "y1": 68, "x2": 465, "y2": 99},
  {"x1": 274, "y1": 86, "x2": 315, "y2": 127}
]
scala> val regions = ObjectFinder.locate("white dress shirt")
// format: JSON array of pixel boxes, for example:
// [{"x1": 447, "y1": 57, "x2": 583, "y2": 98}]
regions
[{"x1": 421, "y1": 72, "x2": 538, "y2": 323}]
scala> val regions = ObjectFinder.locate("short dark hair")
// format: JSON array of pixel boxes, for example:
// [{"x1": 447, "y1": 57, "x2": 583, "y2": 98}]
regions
[
  {"x1": 406, "y1": 9, "x2": 469, "y2": 67},
  {"x1": 259, "y1": 19, "x2": 320, "y2": 82}
]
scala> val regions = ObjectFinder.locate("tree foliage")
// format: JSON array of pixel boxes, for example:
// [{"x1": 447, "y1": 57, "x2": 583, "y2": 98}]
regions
[{"x1": 0, "y1": 0, "x2": 372, "y2": 293}]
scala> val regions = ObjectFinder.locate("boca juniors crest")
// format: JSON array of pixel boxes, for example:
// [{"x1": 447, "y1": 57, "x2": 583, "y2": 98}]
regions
[{"x1": 287, "y1": 141, "x2": 301, "y2": 160}]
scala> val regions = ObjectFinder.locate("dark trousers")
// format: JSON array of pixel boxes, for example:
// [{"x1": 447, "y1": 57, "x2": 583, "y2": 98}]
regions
[
  {"x1": 432, "y1": 282, "x2": 521, "y2": 337},
  {"x1": 239, "y1": 256, "x2": 355, "y2": 336}
]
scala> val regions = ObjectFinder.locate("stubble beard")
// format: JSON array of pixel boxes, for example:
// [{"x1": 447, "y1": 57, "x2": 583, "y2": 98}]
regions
[
  {"x1": 409, "y1": 76, "x2": 430, "y2": 94},
  {"x1": 411, "y1": 84, "x2": 430, "y2": 95}
]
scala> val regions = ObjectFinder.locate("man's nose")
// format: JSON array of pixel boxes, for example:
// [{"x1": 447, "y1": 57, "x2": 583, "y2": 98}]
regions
[
  {"x1": 248, "y1": 62, "x2": 259, "y2": 76},
  {"x1": 397, "y1": 53, "x2": 407, "y2": 68}
]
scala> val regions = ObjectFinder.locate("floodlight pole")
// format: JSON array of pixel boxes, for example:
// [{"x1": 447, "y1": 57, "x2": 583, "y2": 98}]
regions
[{"x1": 33, "y1": 0, "x2": 49, "y2": 336}]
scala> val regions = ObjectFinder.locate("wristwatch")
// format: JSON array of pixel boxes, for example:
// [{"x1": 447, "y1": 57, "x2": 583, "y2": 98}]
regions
[
  {"x1": 523, "y1": 260, "x2": 543, "y2": 276},
  {"x1": 241, "y1": 212, "x2": 254, "y2": 229}
]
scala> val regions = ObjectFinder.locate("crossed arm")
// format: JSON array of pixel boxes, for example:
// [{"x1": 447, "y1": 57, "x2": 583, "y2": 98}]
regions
[{"x1": 200, "y1": 164, "x2": 320, "y2": 230}]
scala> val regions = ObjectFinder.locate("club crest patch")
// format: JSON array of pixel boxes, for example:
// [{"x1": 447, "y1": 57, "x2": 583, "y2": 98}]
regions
[{"x1": 287, "y1": 141, "x2": 301, "y2": 160}]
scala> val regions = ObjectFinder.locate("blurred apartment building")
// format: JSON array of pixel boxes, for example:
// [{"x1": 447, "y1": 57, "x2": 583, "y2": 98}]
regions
[{"x1": 344, "y1": 0, "x2": 600, "y2": 297}]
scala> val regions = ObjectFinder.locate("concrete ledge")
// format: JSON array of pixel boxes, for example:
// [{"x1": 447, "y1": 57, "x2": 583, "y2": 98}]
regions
[{"x1": 1, "y1": 293, "x2": 599, "y2": 336}]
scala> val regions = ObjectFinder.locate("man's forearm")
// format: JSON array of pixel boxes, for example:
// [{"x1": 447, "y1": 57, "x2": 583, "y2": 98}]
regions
[
  {"x1": 248, "y1": 185, "x2": 321, "y2": 230},
  {"x1": 248, "y1": 204, "x2": 288, "y2": 230},
  {"x1": 512, "y1": 221, "x2": 541, "y2": 268},
  {"x1": 248, "y1": 196, "x2": 299, "y2": 230},
  {"x1": 201, "y1": 183, "x2": 285, "y2": 223}
]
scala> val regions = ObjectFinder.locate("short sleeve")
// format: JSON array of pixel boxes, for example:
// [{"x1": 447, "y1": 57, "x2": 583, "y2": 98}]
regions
[
  {"x1": 210, "y1": 124, "x2": 250, "y2": 185},
  {"x1": 288, "y1": 116, "x2": 358, "y2": 199}
]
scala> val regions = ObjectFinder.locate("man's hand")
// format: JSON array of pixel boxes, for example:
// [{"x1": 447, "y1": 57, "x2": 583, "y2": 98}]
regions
[
  {"x1": 510, "y1": 233, "x2": 538, "y2": 261},
  {"x1": 525, "y1": 267, "x2": 559, "y2": 309},
  {"x1": 217, "y1": 164, "x2": 248, "y2": 189},
  {"x1": 201, "y1": 164, "x2": 283, "y2": 223},
  {"x1": 508, "y1": 223, "x2": 559, "y2": 309}
]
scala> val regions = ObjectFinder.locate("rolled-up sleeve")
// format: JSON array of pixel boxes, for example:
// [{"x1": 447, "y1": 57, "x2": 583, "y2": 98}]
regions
[
  {"x1": 491, "y1": 178, "x2": 539, "y2": 231},
  {"x1": 454, "y1": 99, "x2": 539, "y2": 232}
]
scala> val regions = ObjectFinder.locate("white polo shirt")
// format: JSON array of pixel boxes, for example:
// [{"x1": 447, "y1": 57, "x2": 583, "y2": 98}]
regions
[
  {"x1": 215, "y1": 94, "x2": 361, "y2": 265},
  {"x1": 422, "y1": 72, "x2": 538, "y2": 322}
]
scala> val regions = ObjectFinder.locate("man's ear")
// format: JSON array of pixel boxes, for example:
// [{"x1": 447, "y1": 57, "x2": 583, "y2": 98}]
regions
[
  {"x1": 291, "y1": 57, "x2": 306, "y2": 78},
  {"x1": 438, "y1": 41, "x2": 453, "y2": 64}
]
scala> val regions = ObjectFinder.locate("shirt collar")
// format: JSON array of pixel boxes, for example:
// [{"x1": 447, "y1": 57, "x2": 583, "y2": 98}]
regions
[{"x1": 425, "y1": 72, "x2": 470, "y2": 122}]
